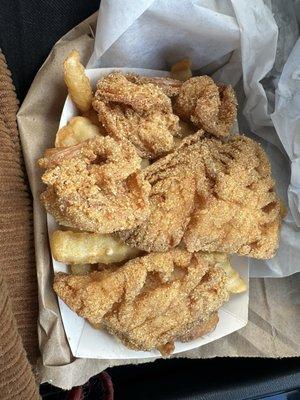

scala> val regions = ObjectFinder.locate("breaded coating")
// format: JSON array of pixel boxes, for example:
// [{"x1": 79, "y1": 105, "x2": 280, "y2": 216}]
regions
[
  {"x1": 119, "y1": 135, "x2": 281, "y2": 258},
  {"x1": 175, "y1": 76, "x2": 219, "y2": 121},
  {"x1": 174, "y1": 76, "x2": 237, "y2": 137},
  {"x1": 53, "y1": 249, "x2": 229, "y2": 355},
  {"x1": 126, "y1": 74, "x2": 183, "y2": 97},
  {"x1": 117, "y1": 132, "x2": 206, "y2": 252},
  {"x1": 94, "y1": 102, "x2": 178, "y2": 159},
  {"x1": 93, "y1": 73, "x2": 180, "y2": 158},
  {"x1": 183, "y1": 137, "x2": 281, "y2": 258},
  {"x1": 38, "y1": 137, "x2": 151, "y2": 233},
  {"x1": 202, "y1": 253, "x2": 246, "y2": 294},
  {"x1": 94, "y1": 72, "x2": 172, "y2": 113},
  {"x1": 178, "y1": 312, "x2": 219, "y2": 342},
  {"x1": 117, "y1": 137, "x2": 201, "y2": 251},
  {"x1": 213, "y1": 83, "x2": 237, "y2": 136}
]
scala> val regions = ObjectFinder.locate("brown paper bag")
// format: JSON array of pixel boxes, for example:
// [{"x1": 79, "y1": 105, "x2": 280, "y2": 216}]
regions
[{"x1": 17, "y1": 12, "x2": 300, "y2": 390}]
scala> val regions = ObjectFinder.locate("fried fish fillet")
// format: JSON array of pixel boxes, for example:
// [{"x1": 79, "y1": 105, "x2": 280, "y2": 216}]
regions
[
  {"x1": 177, "y1": 312, "x2": 219, "y2": 342},
  {"x1": 174, "y1": 76, "x2": 237, "y2": 137},
  {"x1": 117, "y1": 135, "x2": 203, "y2": 252},
  {"x1": 93, "y1": 73, "x2": 180, "y2": 158},
  {"x1": 53, "y1": 249, "x2": 229, "y2": 355},
  {"x1": 183, "y1": 136, "x2": 281, "y2": 258},
  {"x1": 119, "y1": 135, "x2": 281, "y2": 258},
  {"x1": 38, "y1": 137, "x2": 151, "y2": 233}
]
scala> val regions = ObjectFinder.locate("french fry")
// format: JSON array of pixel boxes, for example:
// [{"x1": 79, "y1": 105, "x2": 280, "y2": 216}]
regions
[
  {"x1": 171, "y1": 58, "x2": 192, "y2": 82},
  {"x1": 50, "y1": 230, "x2": 141, "y2": 265},
  {"x1": 63, "y1": 50, "x2": 93, "y2": 113},
  {"x1": 55, "y1": 116, "x2": 100, "y2": 147},
  {"x1": 203, "y1": 253, "x2": 247, "y2": 294}
]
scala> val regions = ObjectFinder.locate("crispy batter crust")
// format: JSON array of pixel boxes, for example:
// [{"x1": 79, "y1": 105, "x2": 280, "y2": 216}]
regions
[
  {"x1": 174, "y1": 76, "x2": 237, "y2": 137},
  {"x1": 178, "y1": 312, "x2": 219, "y2": 342},
  {"x1": 39, "y1": 137, "x2": 151, "y2": 233},
  {"x1": 183, "y1": 137, "x2": 281, "y2": 258},
  {"x1": 94, "y1": 72, "x2": 173, "y2": 113},
  {"x1": 53, "y1": 249, "x2": 229, "y2": 354},
  {"x1": 126, "y1": 74, "x2": 183, "y2": 97},
  {"x1": 117, "y1": 136, "x2": 201, "y2": 251},
  {"x1": 119, "y1": 135, "x2": 281, "y2": 258},
  {"x1": 94, "y1": 102, "x2": 178, "y2": 158},
  {"x1": 93, "y1": 73, "x2": 180, "y2": 158}
]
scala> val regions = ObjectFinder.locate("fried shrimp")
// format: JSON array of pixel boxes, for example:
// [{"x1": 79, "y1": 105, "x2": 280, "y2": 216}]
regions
[
  {"x1": 93, "y1": 72, "x2": 180, "y2": 158},
  {"x1": 39, "y1": 137, "x2": 151, "y2": 233},
  {"x1": 126, "y1": 74, "x2": 183, "y2": 97},
  {"x1": 174, "y1": 76, "x2": 237, "y2": 137},
  {"x1": 94, "y1": 72, "x2": 173, "y2": 113}
]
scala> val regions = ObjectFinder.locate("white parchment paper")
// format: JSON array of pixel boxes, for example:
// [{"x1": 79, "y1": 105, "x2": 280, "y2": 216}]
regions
[{"x1": 88, "y1": 0, "x2": 300, "y2": 277}]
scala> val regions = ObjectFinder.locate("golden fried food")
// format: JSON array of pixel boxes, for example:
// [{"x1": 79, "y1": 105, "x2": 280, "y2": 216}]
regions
[
  {"x1": 117, "y1": 132, "x2": 205, "y2": 252},
  {"x1": 118, "y1": 154, "x2": 197, "y2": 252},
  {"x1": 174, "y1": 76, "x2": 237, "y2": 137},
  {"x1": 171, "y1": 58, "x2": 192, "y2": 82},
  {"x1": 93, "y1": 73, "x2": 180, "y2": 158},
  {"x1": 183, "y1": 137, "x2": 281, "y2": 258},
  {"x1": 126, "y1": 74, "x2": 182, "y2": 97},
  {"x1": 179, "y1": 120, "x2": 198, "y2": 137},
  {"x1": 39, "y1": 137, "x2": 151, "y2": 233},
  {"x1": 201, "y1": 253, "x2": 246, "y2": 294},
  {"x1": 178, "y1": 312, "x2": 219, "y2": 342},
  {"x1": 119, "y1": 136, "x2": 281, "y2": 258},
  {"x1": 173, "y1": 120, "x2": 201, "y2": 147},
  {"x1": 55, "y1": 116, "x2": 101, "y2": 147},
  {"x1": 42, "y1": 52, "x2": 283, "y2": 357},
  {"x1": 174, "y1": 76, "x2": 219, "y2": 123},
  {"x1": 63, "y1": 50, "x2": 93, "y2": 113},
  {"x1": 82, "y1": 108, "x2": 107, "y2": 131},
  {"x1": 94, "y1": 72, "x2": 172, "y2": 113},
  {"x1": 53, "y1": 249, "x2": 229, "y2": 355},
  {"x1": 95, "y1": 102, "x2": 179, "y2": 159},
  {"x1": 50, "y1": 229, "x2": 141, "y2": 265}
]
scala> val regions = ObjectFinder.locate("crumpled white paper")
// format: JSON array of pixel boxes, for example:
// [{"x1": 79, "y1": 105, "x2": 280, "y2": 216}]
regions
[{"x1": 88, "y1": 0, "x2": 300, "y2": 277}]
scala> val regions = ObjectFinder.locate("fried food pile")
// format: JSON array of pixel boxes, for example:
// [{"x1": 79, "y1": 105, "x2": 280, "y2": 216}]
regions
[{"x1": 39, "y1": 51, "x2": 282, "y2": 356}]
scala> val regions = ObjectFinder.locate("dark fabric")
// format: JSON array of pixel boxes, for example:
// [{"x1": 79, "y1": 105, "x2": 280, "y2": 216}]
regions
[
  {"x1": 0, "y1": 0, "x2": 99, "y2": 102},
  {"x1": 107, "y1": 359, "x2": 300, "y2": 400}
]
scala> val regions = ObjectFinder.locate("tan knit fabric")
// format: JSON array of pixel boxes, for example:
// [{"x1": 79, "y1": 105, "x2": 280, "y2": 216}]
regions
[
  {"x1": 0, "y1": 51, "x2": 39, "y2": 399},
  {"x1": 0, "y1": 274, "x2": 39, "y2": 399}
]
